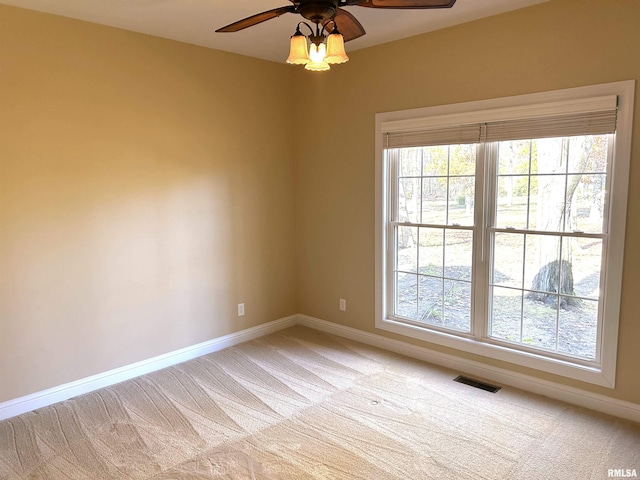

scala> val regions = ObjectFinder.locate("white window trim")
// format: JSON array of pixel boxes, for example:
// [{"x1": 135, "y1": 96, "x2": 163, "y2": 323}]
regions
[{"x1": 375, "y1": 81, "x2": 634, "y2": 388}]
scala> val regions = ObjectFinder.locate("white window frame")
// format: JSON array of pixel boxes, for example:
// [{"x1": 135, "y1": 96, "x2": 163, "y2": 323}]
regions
[{"x1": 375, "y1": 81, "x2": 634, "y2": 387}]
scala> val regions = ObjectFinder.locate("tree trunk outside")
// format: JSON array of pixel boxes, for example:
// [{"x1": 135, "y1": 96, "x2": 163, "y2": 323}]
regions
[{"x1": 529, "y1": 137, "x2": 594, "y2": 308}]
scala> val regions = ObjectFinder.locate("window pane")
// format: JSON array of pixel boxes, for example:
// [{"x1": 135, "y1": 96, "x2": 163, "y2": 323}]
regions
[
  {"x1": 421, "y1": 177, "x2": 447, "y2": 224},
  {"x1": 397, "y1": 226, "x2": 418, "y2": 273},
  {"x1": 514, "y1": 135, "x2": 609, "y2": 234},
  {"x1": 418, "y1": 228, "x2": 443, "y2": 277},
  {"x1": 444, "y1": 279, "x2": 471, "y2": 332},
  {"x1": 524, "y1": 234, "x2": 561, "y2": 296},
  {"x1": 578, "y1": 135, "x2": 609, "y2": 174},
  {"x1": 489, "y1": 232, "x2": 602, "y2": 357},
  {"x1": 449, "y1": 144, "x2": 476, "y2": 176},
  {"x1": 399, "y1": 148, "x2": 421, "y2": 177},
  {"x1": 488, "y1": 135, "x2": 607, "y2": 359},
  {"x1": 530, "y1": 174, "x2": 566, "y2": 232},
  {"x1": 448, "y1": 176, "x2": 475, "y2": 225},
  {"x1": 498, "y1": 140, "x2": 532, "y2": 175},
  {"x1": 496, "y1": 175, "x2": 529, "y2": 229},
  {"x1": 492, "y1": 233, "x2": 524, "y2": 288},
  {"x1": 564, "y1": 237, "x2": 602, "y2": 300},
  {"x1": 566, "y1": 136, "x2": 604, "y2": 174},
  {"x1": 396, "y1": 272, "x2": 417, "y2": 319},
  {"x1": 558, "y1": 299, "x2": 598, "y2": 359},
  {"x1": 445, "y1": 229, "x2": 472, "y2": 281},
  {"x1": 398, "y1": 177, "x2": 421, "y2": 223},
  {"x1": 569, "y1": 173, "x2": 606, "y2": 233},
  {"x1": 418, "y1": 276, "x2": 443, "y2": 326},
  {"x1": 408, "y1": 227, "x2": 474, "y2": 334},
  {"x1": 522, "y1": 298, "x2": 558, "y2": 351},
  {"x1": 393, "y1": 142, "x2": 477, "y2": 336},
  {"x1": 422, "y1": 146, "x2": 447, "y2": 176},
  {"x1": 534, "y1": 137, "x2": 567, "y2": 174},
  {"x1": 490, "y1": 286, "x2": 522, "y2": 342}
]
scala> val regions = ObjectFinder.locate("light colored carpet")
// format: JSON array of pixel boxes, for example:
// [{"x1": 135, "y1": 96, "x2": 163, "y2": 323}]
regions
[{"x1": 1, "y1": 326, "x2": 638, "y2": 479}]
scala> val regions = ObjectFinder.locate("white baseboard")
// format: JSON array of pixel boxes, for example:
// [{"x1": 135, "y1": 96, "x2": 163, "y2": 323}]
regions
[
  {"x1": 3, "y1": 313, "x2": 638, "y2": 425},
  {"x1": 296, "y1": 314, "x2": 640, "y2": 424},
  {"x1": 0, "y1": 315, "x2": 297, "y2": 421}
]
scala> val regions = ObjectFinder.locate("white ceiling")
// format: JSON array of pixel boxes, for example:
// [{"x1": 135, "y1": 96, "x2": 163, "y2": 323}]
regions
[{"x1": 0, "y1": 0, "x2": 548, "y2": 63}]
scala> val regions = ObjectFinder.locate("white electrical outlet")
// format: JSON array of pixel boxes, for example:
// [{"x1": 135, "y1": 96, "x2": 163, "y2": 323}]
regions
[
  {"x1": 238, "y1": 303, "x2": 245, "y2": 316},
  {"x1": 339, "y1": 298, "x2": 346, "y2": 311}
]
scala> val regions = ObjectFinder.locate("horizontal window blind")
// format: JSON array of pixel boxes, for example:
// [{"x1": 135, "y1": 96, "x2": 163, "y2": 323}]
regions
[
  {"x1": 483, "y1": 109, "x2": 617, "y2": 142},
  {"x1": 384, "y1": 123, "x2": 481, "y2": 148},
  {"x1": 384, "y1": 95, "x2": 618, "y2": 148}
]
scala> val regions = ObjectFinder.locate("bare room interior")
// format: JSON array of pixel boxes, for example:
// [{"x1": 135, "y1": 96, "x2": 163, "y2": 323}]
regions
[{"x1": 1, "y1": 0, "x2": 639, "y2": 478}]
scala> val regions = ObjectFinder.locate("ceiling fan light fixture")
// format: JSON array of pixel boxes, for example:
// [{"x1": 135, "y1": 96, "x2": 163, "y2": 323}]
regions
[
  {"x1": 324, "y1": 31, "x2": 349, "y2": 64},
  {"x1": 217, "y1": 0, "x2": 458, "y2": 70},
  {"x1": 286, "y1": 29, "x2": 310, "y2": 64},
  {"x1": 305, "y1": 42, "x2": 330, "y2": 71}
]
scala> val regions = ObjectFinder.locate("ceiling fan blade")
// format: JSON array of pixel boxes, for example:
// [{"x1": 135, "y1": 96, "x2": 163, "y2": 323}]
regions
[
  {"x1": 216, "y1": 6, "x2": 296, "y2": 33},
  {"x1": 356, "y1": 0, "x2": 456, "y2": 8},
  {"x1": 324, "y1": 8, "x2": 366, "y2": 41}
]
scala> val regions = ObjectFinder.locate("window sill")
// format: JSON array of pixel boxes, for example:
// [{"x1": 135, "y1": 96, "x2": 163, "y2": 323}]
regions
[{"x1": 376, "y1": 316, "x2": 614, "y2": 388}]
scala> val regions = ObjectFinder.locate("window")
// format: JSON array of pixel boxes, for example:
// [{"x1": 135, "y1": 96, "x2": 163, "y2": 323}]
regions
[{"x1": 375, "y1": 81, "x2": 634, "y2": 387}]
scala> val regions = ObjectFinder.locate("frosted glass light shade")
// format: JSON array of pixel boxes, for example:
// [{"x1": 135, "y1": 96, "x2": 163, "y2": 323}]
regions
[
  {"x1": 325, "y1": 33, "x2": 349, "y2": 64},
  {"x1": 305, "y1": 43, "x2": 330, "y2": 71},
  {"x1": 286, "y1": 34, "x2": 310, "y2": 64}
]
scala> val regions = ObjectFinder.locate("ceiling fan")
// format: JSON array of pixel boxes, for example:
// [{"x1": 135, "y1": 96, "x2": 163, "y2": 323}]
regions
[{"x1": 216, "y1": 0, "x2": 457, "y2": 70}]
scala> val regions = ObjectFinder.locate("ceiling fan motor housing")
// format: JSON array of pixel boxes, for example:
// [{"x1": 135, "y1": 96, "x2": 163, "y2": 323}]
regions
[{"x1": 298, "y1": 0, "x2": 339, "y2": 22}]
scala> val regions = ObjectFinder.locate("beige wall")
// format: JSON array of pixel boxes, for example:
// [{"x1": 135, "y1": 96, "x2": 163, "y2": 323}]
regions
[
  {"x1": 295, "y1": 0, "x2": 640, "y2": 404},
  {"x1": 2, "y1": 0, "x2": 639, "y2": 407},
  {"x1": 0, "y1": 6, "x2": 297, "y2": 402}
]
